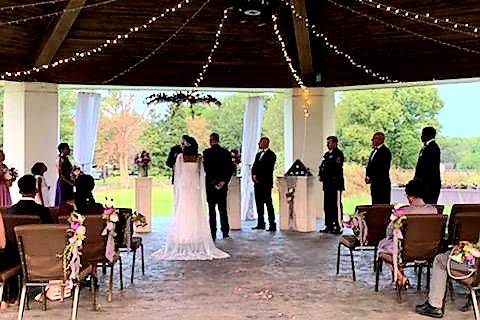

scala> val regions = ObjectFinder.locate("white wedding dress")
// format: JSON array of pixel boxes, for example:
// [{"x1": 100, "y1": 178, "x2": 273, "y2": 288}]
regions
[{"x1": 154, "y1": 154, "x2": 230, "y2": 260}]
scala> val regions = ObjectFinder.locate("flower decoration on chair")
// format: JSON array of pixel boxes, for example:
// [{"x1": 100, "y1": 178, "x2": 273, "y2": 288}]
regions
[
  {"x1": 145, "y1": 91, "x2": 221, "y2": 117},
  {"x1": 70, "y1": 165, "x2": 82, "y2": 182},
  {"x1": 3, "y1": 167, "x2": 18, "y2": 186},
  {"x1": 451, "y1": 241, "x2": 480, "y2": 268},
  {"x1": 101, "y1": 198, "x2": 119, "y2": 262},
  {"x1": 391, "y1": 207, "x2": 408, "y2": 282},
  {"x1": 134, "y1": 150, "x2": 151, "y2": 177},
  {"x1": 343, "y1": 210, "x2": 368, "y2": 246},
  {"x1": 63, "y1": 211, "x2": 86, "y2": 289},
  {"x1": 131, "y1": 211, "x2": 148, "y2": 228}
]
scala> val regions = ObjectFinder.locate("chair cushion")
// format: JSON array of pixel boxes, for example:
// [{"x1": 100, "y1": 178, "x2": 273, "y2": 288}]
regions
[
  {"x1": 340, "y1": 236, "x2": 357, "y2": 249},
  {"x1": 0, "y1": 265, "x2": 21, "y2": 282}
]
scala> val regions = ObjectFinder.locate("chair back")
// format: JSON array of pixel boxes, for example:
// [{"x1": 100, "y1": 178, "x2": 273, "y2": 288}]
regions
[
  {"x1": 355, "y1": 205, "x2": 393, "y2": 246},
  {"x1": 82, "y1": 215, "x2": 107, "y2": 264},
  {"x1": 115, "y1": 208, "x2": 133, "y2": 249},
  {"x1": 402, "y1": 214, "x2": 447, "y2": 263},
  {"x1": 451, "y1": 212, "x2": 480, "y2": 244},
  {"x1": 2, "y1": 214, "x2": 41, "y2": 254},
  {"x1": 48, "y1": 206, "x2": 60, "y2": 221},
  {"x1": 447, "y1": 204, "x2": 480, "y2": 243},
  {"x1": 14, "y1": 224, "x2": 67, "y2": 282}
]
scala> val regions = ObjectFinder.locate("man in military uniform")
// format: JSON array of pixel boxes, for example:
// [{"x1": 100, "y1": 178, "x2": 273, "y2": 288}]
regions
[{"x1": 318, "y1": 136, "x2": 345, "y2": 234}]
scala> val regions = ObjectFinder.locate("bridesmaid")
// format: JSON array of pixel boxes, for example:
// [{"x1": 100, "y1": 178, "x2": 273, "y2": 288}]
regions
[
  {"x1": 0, "y1": 150, "x2": 13, "y2": 208},
  {"x1": 54, "y1": 143, "x2": 74, "y2": 206}
]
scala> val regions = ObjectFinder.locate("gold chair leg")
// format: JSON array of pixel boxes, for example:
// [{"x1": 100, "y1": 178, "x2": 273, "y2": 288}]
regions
[
  {"x1": 17, "y1": 284, "x2": 27, "y2": 320},
  {"x1": 70, "y1": 284, "x2": 80, "y2": 320},
  {"x1": 131, "y1": 249, "x2": 136, "y2": 284},
  {"x1": 472, "y1": 289, "x2": 480, "y2": 320},
  {"x1": 140, "y1": 243, "x2": 145, "y2": 275}
]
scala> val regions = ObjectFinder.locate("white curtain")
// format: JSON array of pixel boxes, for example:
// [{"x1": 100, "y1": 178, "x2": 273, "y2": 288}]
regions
[
  {"x1": 73, "y1": 92, "x2": 101, "y2": 174},
  {"x1": 240, "y1": 96, "x2": 264, "y2": 221}
]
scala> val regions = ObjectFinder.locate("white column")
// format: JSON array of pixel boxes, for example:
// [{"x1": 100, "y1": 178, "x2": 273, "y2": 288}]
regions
[
  {"x1": 284, "y1": 87, "x2": 336, "y2": 219},
  {"x1": 3, "y1": 81, "x2": 59, "y2": 205}
]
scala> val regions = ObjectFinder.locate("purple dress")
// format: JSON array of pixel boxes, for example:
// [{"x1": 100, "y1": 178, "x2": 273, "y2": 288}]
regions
[
  {"x1": 54, "y1": 156, "x2": 74, "y2": 206},
  {"x1": 0, "y1": 163, "x2": 12, "y2": 207}
]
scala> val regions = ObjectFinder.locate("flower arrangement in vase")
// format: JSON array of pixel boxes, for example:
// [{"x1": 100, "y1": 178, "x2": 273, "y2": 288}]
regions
[{"x1": 134, "y1": 150, "x2": 151, "y2": 177}]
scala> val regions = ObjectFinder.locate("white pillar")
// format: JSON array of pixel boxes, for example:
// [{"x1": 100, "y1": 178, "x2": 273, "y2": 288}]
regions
[
  {"x1": 284, "y1": 87, "x2": 336, "y2": 219},
  {"x1": 3, "y1": 81, "x2": 59, "y2": 205}
]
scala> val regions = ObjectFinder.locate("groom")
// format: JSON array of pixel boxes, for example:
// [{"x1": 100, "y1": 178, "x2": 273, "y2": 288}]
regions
[{"x1": 203, "y1": 133, "x2": 234, "y2": 240}]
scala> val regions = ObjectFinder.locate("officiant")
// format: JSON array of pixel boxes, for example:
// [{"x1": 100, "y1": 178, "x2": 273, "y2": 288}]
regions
[{"x1": 203, "y1": 133, "x2": 234, "y2": 240}]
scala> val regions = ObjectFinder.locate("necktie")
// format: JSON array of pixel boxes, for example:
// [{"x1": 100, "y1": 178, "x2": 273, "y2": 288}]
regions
[{"x1": 259, "y1": 151, "x2": 265, "y2": 160}]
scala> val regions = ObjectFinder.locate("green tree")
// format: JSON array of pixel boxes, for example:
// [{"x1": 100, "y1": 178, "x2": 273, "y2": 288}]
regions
[
  {"x1": 336, "y1": 87, "x2": 443, "y2": 168},
  {"x1": 58, "y1": 89, "x2": 77, "y2": 147}
]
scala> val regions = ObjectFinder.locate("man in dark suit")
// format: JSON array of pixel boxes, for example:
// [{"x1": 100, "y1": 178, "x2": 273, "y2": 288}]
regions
[
  {"x1": 203, "y1": 133, "x2": 234, "y2": 240},
  {"x1": 414, "y1": 127, "x2": 441, "y2": 204},
  {"x1": 365, "y1": 132, "x2": 392, "y2": 204},
  {"x1": 166, "y1": 135, "x2": 189, "y2": 183},
  {"x1": 7, "y1": 174, "x2": 53, "y2": 224},
  {"x1": 319, "y1": 136, "x2": 344, "y2": 234},
  {"x1": 252, "y1": 137, "x2": 277, "y2": 231}
]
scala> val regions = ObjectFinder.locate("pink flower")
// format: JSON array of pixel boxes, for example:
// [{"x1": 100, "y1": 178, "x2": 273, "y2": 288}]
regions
[
  {"x1": 70, "y1": 221, "x2": 80, "y2": 230},
  {"x1": 393, "y1": 208, "x2": 406, "y2": 217},
  {"x1": 103, "y1": 207, "x2": 114, "y2": 215}
]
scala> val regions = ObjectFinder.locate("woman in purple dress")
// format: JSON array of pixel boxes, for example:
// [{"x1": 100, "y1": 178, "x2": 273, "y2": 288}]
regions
[
  {"x1": 54, "y1": 143, "x2": 74, "y2": 206},
  {"x1": 0, "y1": 150, "x2": 13, "y2": 208}
]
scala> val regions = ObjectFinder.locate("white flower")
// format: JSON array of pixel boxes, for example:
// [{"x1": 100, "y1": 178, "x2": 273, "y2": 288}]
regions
[
  {"x1": 76, "y1": 226, "x2": 86, "y2": 236},
  {"x1": 110, "y1": 213, "x2": 119, "y2": 223}
]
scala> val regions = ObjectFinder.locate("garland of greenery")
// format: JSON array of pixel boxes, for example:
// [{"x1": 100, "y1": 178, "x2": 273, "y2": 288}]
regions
[{"x1": 145, "y1": 91, "x2": 221, "y2": 117}]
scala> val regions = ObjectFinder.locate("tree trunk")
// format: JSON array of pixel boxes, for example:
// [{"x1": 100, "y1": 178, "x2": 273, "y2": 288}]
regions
[{"x1": 119, "y1": 153, "x2": 129, "y2": 188}]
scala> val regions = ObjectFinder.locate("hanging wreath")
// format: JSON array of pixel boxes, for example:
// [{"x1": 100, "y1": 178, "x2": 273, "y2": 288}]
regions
[{"x1": 145, "y1": 91, "x2": 221, "y2": 117}]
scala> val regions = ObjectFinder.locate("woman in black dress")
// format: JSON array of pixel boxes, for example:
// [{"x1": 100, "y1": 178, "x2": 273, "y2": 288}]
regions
[{"x1": 54, "y1": 143, "x2": 74, "y2": 206}]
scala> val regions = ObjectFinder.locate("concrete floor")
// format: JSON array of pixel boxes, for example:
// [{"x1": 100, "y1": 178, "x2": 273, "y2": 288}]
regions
[{"x1": 0, "y1": 218, "x2": 474, "y2": 320}]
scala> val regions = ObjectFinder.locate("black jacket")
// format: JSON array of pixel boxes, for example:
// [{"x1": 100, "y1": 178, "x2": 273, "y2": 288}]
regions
[
  {"x1": 7, "y1": 199, "x2": 54, "y2": 224},
  {"x1": 166, "y1": 145, "x2": 182, "y2": 169},
  {"x1": 319, "y1": 148, "x2": 345, "y2": 191},
  {"x1": 414, "y1": 140, "x2": 441, "y2": 188},
  {"x1": 203, "y1": 144, "x2": 233, "y2": 187},
  {"x1": 366, "y1": 145, "x2": 391, "y2": 186},
  {"x1": 252, "y1": 149, "x2": 276, "y2": 188}
]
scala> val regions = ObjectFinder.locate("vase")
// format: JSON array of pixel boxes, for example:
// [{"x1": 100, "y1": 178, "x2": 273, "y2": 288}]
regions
[{"x1": 138, "y1": 165, "x2": 148, "y2": 177}]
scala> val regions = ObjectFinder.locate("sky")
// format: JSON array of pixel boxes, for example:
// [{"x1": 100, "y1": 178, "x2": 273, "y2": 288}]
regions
[{"x1": 435, "y1": 82, "x2": 480, "y2": 137}]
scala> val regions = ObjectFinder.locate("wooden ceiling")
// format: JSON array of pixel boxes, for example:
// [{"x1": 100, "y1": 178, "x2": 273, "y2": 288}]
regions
[{"x1": 0, "y1": 0, "x2": 480, "y2": 88}]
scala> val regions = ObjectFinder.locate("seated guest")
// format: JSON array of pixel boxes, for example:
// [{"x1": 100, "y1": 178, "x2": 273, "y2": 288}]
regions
[
  {"x1": 416, "y1": 251, "x2": 470, "y2": 318},
  {"x1": 378, "y1": 179, "x2": 437, "y2": 286},
  {"x1": 6, "y1": 175, "x2": 53, "y2": 224},
  {"x1": 58, "y1": 196, "x2": 75, "y2": 218},
  {"x1": 74, "y1": 174, "x2": 103, "y2": 215},
  {"x1": 0, "y1": 213, "x2": 5, "y2": 249},
  {"x1": 0, "y1": 212, "x2": 18, "y2": 309}
]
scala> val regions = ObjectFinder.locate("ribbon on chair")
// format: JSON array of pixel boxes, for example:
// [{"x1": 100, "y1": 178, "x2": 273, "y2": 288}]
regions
[
  {"x1": 352, "y1": 214, "x2": 368, "y2": 246},
  {"x1": 392, "y1": 228, "x2": 404, "y2": 282},
  {"x1": 125, "y1": 216, "x2": 132, "y2": 250},
  {"x1": 102, "y1": 221, "x2": 116, "y2": 262}
]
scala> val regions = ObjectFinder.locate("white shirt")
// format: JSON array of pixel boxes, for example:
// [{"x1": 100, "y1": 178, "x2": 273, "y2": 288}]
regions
[
  {"x1": 425, "y1": 139, "x2": 435, "y2": 146},
  {"x1": 370, "y1": 144, "x2": 384, "y2": 162},
  {"x1": 259, "y1": 148, "x2": 269, "y2": 160}
]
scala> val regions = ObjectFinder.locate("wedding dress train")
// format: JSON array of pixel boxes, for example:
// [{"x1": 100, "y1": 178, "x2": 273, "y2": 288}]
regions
[{"x1": 153, "y1": 154, "x2": 229, "y2": 260}]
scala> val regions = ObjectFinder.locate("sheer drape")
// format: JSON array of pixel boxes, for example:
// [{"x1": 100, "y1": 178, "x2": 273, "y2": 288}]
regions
[
  {"x1": 73, "y1": 92, "x2": 101, "y2": 174},
  {"x1": 240, "y1": 96, "x2": 264, "y2": 221}
]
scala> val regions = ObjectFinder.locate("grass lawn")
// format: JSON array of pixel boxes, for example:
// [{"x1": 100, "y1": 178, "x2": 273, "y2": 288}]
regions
[{"x1": 94, "y1": 184, "x2": 372, "y2": 217}]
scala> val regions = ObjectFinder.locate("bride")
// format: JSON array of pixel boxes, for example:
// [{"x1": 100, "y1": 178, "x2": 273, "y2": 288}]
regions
[{"x1": 154, "y1": 136, "x2": 229, "y2": 260}]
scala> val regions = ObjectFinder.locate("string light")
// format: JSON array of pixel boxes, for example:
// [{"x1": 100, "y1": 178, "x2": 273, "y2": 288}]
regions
[
  {"x1": 355, "y1": 0, "x2": 480, "y2": 37},
  {"x1": 272, "y1": 14, "x2": 311, "y2": 118},
  {"x1": 188, "y1": 8, "x2": 230, "y2": 94},
  {"x1": 0, "y1": 0, "x2": 69, "y2": 11},
  {"x1": 102, "y1": 0, "x2": 211, "y2": 84},
  {"x1": 0, "y1": 0, "x2": 119, "y2": 27},
  {"x1": 327, "y1": 0, "x2": 480, "y2": 55},
  {"x1": 1, "y1": 0, "x2": 192, "y2": 80},
  {"x1": 279, "y1": 0, "x2": 395, "y2": 83}
]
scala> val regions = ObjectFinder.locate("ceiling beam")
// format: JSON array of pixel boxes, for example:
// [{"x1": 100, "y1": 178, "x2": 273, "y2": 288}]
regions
[
  {"x1": 290, "y1": 0, "x2": 314, "y2": 80},
  {"x1": 34, "y1": 0, "x2": 86, "y2": 66}
]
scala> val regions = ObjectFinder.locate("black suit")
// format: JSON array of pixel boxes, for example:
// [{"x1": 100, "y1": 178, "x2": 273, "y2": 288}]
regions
[
  {"x1": 7, "y1": 199, "x2": 54, "y2": 224},
  {"x1": 366, "y1": 145, "x2": 392, "y2": 204},
  {"x1": 319, "y1": 148, "x2": 344, "y2": 231},
  {"x1": 414, "y1": 140, "x2": 441, "y2": 204},
  {"x1": 251, "y1": 149, "x2": 277, "y2": 228},
  {"x1": 203, "y1": 144, "x2": 234, "y2": 239},
  {"x1": 166, "y1": 145, "x2": 182, "y2": 183}
]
